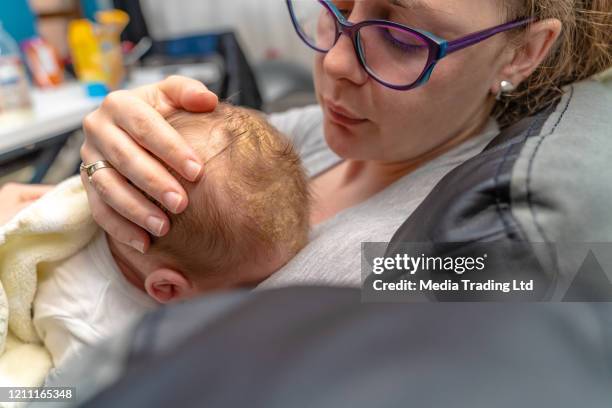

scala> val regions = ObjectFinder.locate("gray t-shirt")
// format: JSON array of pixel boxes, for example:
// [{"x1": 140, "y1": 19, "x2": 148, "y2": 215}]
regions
[{"x1": 260, "y1": 105, "x2": 500, "y2": 288}]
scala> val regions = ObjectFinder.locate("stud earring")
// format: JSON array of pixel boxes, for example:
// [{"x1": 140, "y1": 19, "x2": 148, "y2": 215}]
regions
[{"x1": 496, "y1": 80, "x2": 516, "y2": 101}]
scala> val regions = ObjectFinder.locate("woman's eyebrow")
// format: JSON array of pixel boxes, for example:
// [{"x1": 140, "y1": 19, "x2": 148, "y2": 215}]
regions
[{"x1": 389, "y1": 0, "x2": 460, "y2": 37}]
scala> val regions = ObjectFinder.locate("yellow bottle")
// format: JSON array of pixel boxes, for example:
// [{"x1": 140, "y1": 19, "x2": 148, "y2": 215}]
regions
[
  {"x1": 68, "y1": 10, "x2": 129, "y2": 94},
  {"x1": 68, "y1": 20, "x2": 105, "y2": 85}
]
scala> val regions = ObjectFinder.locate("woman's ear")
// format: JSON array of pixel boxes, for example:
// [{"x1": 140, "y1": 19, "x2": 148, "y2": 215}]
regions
[
  {"x1": 144, "y1": 268, "x2": 195, "y2": 304},
  {"x1": 493, "y1": 18, "x2": 562, "y2": 94}
]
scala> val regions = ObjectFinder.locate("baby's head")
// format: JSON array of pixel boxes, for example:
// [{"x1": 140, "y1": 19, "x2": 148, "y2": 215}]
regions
[{"x1": 138, "y1": 104, "x2": 309, "y2": 302}]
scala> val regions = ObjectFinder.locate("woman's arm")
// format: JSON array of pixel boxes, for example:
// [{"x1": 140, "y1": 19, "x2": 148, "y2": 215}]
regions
[
  {"x1": 79, "y1": 75, "x2": 218, "y2": 253},
  {"x1": 0, "y1": 183, "x2": 53, "y2": 225}
]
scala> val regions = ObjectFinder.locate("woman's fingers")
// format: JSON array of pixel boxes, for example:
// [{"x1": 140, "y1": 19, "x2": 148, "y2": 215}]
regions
[
  {"x1": 84, "y1": 121, "x2": 188, "y2": 214},
  {"x1": 86, "y1": 169, "x2": 170, "y2": 239},
  {"x1": 81, "y1": 141, "x2": 171, "y2": 238},
  {"x1": 81, "y1": 172, "x2": 151, "y2": 254},
  {"x1": 90, "y1": 93, "x2": 202, "y2": 182},
  {"x1": 101, "y1": 93, "x2": 203, "y2": 182}
]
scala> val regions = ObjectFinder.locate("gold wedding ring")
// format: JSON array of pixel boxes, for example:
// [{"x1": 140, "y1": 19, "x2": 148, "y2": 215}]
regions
[{"x1": 80, "y1": 160, "x2": 114, "y2": 183}]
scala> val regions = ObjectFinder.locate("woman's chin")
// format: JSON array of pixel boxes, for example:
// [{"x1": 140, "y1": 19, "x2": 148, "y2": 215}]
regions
[{"x1": 323, "y1": 120, "x2": 369, "y2": 160}]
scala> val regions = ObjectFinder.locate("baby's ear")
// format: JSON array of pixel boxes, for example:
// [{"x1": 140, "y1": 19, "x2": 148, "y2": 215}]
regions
[{"x1": 144, "y1": 268, "x2": 195, "y2": 304}]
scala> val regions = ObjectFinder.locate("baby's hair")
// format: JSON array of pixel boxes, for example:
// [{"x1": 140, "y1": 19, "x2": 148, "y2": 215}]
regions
[{"x1": 149, "y1": 103, "x2": 310, "y2": 283}]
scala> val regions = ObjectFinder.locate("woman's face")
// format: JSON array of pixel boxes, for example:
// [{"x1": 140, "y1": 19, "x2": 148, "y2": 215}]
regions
[{"x1": 313, "y1": 0, "x2": 512, "y2": 162}]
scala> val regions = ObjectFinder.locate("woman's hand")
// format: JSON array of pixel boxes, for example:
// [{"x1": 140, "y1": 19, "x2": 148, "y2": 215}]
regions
[
  {"x1": 0, "y1": 183, "x2": 53, "y2": 226},
  {"x1": 80, "y1": 75, "x2": 218, "y2": 253}
]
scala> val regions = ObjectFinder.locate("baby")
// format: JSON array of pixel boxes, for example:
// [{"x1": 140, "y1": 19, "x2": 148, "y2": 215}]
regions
[{"x1": 33, "y1": 103, "x2": 310, "y2": 369}]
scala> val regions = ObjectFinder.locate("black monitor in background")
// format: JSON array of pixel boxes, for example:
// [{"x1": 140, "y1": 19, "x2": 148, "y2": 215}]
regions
[
  {"x1": 113, "y1": 0, "x2": 150, "y2": 45},
  {"x1": 111, "y1": 1, "x2": 262, "y2": 110}
]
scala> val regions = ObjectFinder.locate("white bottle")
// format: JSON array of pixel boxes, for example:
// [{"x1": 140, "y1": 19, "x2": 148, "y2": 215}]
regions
[{"x1": 0, "y1": 22, "x2": 32, "y2": 115}]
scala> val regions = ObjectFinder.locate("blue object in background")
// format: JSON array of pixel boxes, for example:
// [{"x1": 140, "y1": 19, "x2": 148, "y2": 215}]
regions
[
  {"x1": 80, "y1": 0, "x2": 113, "y2": 21},
  {"x1": 0, "y1": 0, "x2": 37, "y2": 44},
  {"x1": 85, "y1": 82, "x2": 109, "y2": 98},
  {"x1": 152, "y1": 34, "x2": 221, "y2": 59}
]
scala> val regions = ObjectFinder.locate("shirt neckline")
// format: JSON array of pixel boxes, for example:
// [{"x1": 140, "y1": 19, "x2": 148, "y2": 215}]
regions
[{"x1": 310, "y1": 117, "x2": 501, "y2": 232}]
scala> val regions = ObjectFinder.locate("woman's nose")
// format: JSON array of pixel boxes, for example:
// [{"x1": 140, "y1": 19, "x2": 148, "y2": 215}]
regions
[{"x1": 322, "y1": 34, "x2": 369, "y2": 87}]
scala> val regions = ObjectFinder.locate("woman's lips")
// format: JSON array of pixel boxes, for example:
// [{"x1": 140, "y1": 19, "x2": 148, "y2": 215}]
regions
[{"x1": 325, "y1": 102, "x2": 368, "y2": 127}]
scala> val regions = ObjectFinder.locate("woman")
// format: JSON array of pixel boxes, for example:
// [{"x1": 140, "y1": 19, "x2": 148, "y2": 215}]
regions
[{"x1": 8, "y1": 0, "x2": 611, "y2": 286}]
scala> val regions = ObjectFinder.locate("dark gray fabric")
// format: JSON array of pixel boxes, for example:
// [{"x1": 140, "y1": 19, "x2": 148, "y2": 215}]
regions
[
  {"x1": 511, "y1": 80, "x2": 612, "y2": 243},
  {"x1": 127, "y1": 290, "x2": 248, "y2": 360},
  {"x1": 382, "y1": 79, "x2": 612, "y2": 301},
  {"x1": 510, "y1": 80, "x2": 612, "y2": 300},
  {"x1": 78, "y1": 287, "x2": 612, "y2": 408}
]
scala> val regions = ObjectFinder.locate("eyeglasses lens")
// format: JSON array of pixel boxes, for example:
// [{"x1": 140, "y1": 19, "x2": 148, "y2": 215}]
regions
[{"x1": 290, "y1": 0, "x2": 431, "y2": 87}]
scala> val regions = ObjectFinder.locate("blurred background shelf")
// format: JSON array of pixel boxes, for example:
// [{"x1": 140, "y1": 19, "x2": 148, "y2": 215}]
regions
[
  {"x1": 0, "y1": 83, "x2": 97, "y2": 158},
  {"x1": 0, "y1": 0, "x2": 316, "y2": 185}
]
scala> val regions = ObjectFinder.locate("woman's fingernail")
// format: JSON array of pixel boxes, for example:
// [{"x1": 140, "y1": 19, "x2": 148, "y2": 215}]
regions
[
  {"x1": 146, "y1": 216, "x2": 166, "y2": 237},
  {"x1": 129, "y1": 240, "x2": 145, "y2": 254},
  {"x1": 163, "y1": 191, "x2": 184, "y2": 213},
  {"x1": 184, "y1": 160, "x2": 202, "y2": 181}
]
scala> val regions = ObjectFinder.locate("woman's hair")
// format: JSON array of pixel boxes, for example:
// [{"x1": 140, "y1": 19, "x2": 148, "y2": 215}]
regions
[{"x1": 495, "y1": 0, "x2": 612, "y2": 128}]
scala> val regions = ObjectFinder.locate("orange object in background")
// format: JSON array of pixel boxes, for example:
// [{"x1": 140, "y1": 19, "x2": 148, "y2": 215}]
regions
[{"x1": 21, "y1": 37, "x2": 64, "y2": 87}]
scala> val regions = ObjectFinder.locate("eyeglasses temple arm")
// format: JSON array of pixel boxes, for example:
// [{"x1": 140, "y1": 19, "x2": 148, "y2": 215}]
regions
[{"x1": 445, "y1": 18, "x2": 534, "y2": 55}]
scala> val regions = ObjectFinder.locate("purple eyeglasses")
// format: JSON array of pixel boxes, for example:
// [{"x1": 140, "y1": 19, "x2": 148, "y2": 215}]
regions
[{"x1": 287, "y1": 0, "x2": 533, "y2": 91}]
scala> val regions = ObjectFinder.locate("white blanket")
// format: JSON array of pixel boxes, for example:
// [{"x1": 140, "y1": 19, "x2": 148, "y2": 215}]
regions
[{"x1": 0, "y1": 176, "x2": 97, "y2": 392}]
